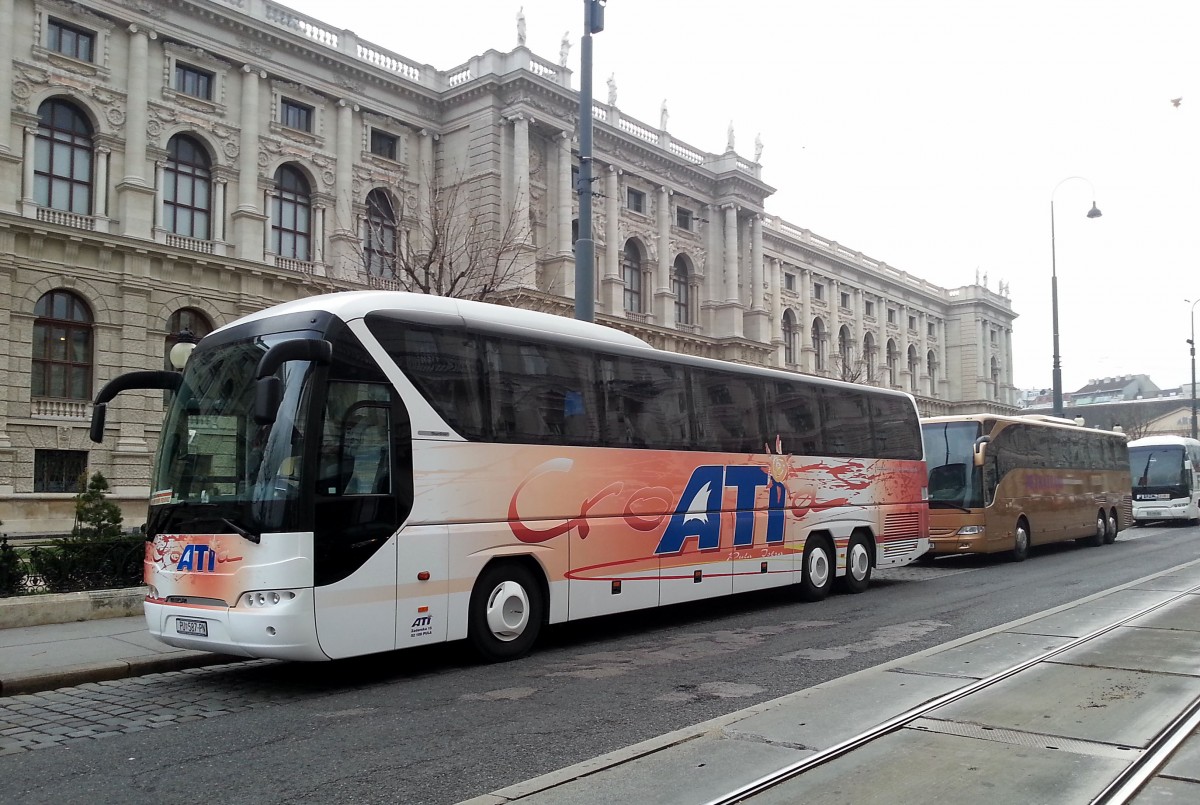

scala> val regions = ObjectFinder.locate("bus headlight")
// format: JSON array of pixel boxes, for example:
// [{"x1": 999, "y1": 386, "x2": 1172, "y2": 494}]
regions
[
  {"x1": 956, "y1": 525, "x2": 985, "y2": 536},
  {"x1": 241, "y1": 590, "x2": 298, "y2": 608}
]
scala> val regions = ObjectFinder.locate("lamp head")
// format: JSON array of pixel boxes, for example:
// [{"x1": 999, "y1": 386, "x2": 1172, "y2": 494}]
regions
[
  {"x1": 1087, "y1": 202, "x2": 1102, "y2": 219},
  {"x1": 169, "y1": 328, "x2": 199, "y2": 370}
]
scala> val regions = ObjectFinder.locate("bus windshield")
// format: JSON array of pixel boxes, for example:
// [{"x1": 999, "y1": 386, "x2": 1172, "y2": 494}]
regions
[
  {"x1": 1129, "y1": 445, "x2": 1186, "y2": 490},
  {"x1": 921, "y1": 420, "x2": 985, "y2": 510},
  {"x1": 151, "y1": 334, "x2": 315, "y2": 534}
]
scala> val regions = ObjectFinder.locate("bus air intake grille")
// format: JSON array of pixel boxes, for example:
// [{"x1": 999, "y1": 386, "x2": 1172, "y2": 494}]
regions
[{"x1": 884, "y1": 512, "x2": 922, "y2": 541}]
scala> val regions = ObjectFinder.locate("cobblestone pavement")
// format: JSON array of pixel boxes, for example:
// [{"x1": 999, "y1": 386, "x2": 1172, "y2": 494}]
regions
[
  {"x1": 0, "y1": 560, "x2": 988, "y2": 757},
  {"x1": 0, "y1": 661, "x2": 289, "y2": 755}
]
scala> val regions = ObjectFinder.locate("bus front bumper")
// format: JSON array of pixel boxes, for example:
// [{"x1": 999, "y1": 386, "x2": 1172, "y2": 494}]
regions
[
  {"x1": 928, "y1": 529, "x2": 987, "y2": 555},
  {"x1": 1133, "y1": 504, "x2": 1192, "y2": 522},
  {"x1": 144, "y1": 589, "x2": 328, "y2": 661}
]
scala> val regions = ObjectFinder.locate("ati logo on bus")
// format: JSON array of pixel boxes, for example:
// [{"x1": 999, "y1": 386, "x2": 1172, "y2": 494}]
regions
[
  {"x1": 174, "y1": 544, "x2": 217, "y2": 573},
  {"x1": 509, "y1": 460, "x2": 787, "y2": 555}
]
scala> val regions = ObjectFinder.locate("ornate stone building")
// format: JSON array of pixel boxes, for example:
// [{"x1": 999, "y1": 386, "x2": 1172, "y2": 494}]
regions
[{"x1": 0, "y1": 0, "x2": 1017, "y2": 535}]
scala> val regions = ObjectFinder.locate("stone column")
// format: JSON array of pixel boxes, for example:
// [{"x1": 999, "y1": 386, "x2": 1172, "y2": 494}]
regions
[
  {"x1": 118, "y1": 25, "x2": 156, "y2": 237},
  {"x1": 830, "y1": 279, "x2": 841, "y2": 367},
  {"x1": 800, "y1": 267, "x2": 812, "y2": 372},
  {"x1": 744, "y1": 215, "x2": 768, "y2": 342},
  {"x1": 21, "y1": 126, "x2": 35, "y2": 206},
  {"x1": 655, "y1": 185, "x2": 673, "y2": 326},
  {"x1": 232, "y1": 66, "x2": 267, "y2": 255},
  {"x1": 978, "y1": 318, "x2": 990, "y2": 399},
  {"x1": 1001, "y1": 327, "x2": 1013, "y2": 406},
  {"x1": 713, "y1": 204, "x2": 742, "y2": 338},
  {"x1": 0, "y1": 0, "x2": 12, "y2": 154},
  {"x1": 601, "y1": 165, "x2": 622, "y2": 311},
  {"x1": 212, "y1": 179, "x2": 226, "y2": 242},
  {"x1": 152, "y1": 161, "x2": 164, "y2": 230},
  {"x1": 769, "y1": 257, "x2": 784, "y2": 366},
  {"x1": 328, "y1": 99, "x2": 358, "y2": 280},
  {"x1": 94, "y1": 147, "x2": 109, "y2": 220},
  {"x1": 938, "y1": 318, "x2": 949, "y2": 398},
  {"x1": 854, "y1": 288, "x2": 864, "y2": 369},
  {"x1": 918, "y1": 310, "x2": 929, "y2": 395},
  {"x1": 511, "y1": 115, "x2": 535, "y2": 288},
  {"x1": 554, "y1": 131, "x2": 573, "y2": 295},
  {"x1": 898, "y1": 304, "x2": 911, "y2": 392},
  {"x1": 703, "y1": 203, "x2": 720, "y2": 330},
  {"x1": 416, "y1": 130, "x2": 434, "y2": 254}
]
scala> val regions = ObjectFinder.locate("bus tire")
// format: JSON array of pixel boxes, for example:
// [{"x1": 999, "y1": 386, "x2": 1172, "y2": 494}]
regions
[
  {"x1": 467, "y1": 562, "x2": 545, "y2": 663},
  {"x1": 839, "y1": 532, "x2": 873, "y2": 594},
  {"x1": 1079, "y1": 510, "x2": 1106, "y2": 548},
  {"x1": 1103, "y1": 509, "x2": 1119, "y2": 544},
  {"x1": 799, "y1": 535, "x2": 834, "y2": 601},
  {"x1": 1009, "y1": 518, "x2": 1031, "y2": 562}
]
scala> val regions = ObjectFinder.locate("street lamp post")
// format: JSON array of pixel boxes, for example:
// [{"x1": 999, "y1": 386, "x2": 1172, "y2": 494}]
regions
[
  {"x1": 1189, "y1": 299, "x2": 1199, "y2": 439},
  {"x1": 574, "y1": 0, "x2": 606, "y2": 322},
  {"x1": 1050, "y1": 177, "x2": 1102, "y2": 418}
]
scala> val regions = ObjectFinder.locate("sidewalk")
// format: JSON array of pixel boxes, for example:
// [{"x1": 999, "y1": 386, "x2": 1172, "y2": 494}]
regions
[{"x1": 0, "y1": 591, "x2": 238, "y2": 696}]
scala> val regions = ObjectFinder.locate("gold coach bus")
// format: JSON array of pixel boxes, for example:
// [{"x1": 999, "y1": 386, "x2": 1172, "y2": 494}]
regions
[{"x1": 920, "y1": 414, "x2": 1131, "y2": 561}]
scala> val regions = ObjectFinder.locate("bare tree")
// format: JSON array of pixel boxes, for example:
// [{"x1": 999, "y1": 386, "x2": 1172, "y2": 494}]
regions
[
  {"x1": 830, "y1": 351, "x2": 877, "y2": 385},
  {"x1": 355, "y1": 165, "x2": 534, "y2": 302}
]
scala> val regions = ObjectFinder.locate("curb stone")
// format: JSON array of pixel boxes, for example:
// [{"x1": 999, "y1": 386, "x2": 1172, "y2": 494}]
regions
[{"x1": 0, "y1": 587, "x2": 148, "y2": 629}]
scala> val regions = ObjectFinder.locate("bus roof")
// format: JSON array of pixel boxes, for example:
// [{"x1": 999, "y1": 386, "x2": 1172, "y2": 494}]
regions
[
  {"x1": 211, "y1": 291, "x2": 654, "y2": 350},
  {"x1": 921, "y1": 413, "x2": 1126, "y2": 438},
  {"x1": 1127, "y1": 435, "x2": 1200, "y2": 448}
]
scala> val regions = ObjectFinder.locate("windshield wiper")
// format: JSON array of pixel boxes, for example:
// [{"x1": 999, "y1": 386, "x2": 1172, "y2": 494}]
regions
[
  {"x1": 929, "y1": 499, "x2": 971, "y2": 513},
  {"x1": 220, "y1": 517, "x2": 261, "y2": 544}
]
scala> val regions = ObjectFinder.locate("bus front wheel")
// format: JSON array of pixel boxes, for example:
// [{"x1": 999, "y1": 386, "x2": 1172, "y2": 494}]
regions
[
  {"x1": 1009, "y1": 519, "x2": 1030, "y2": 563},
  {"x1": 799, "y1": 536, "x2": 834, "y2": 601},
  {"x1": 468, "y1": 562, "x2": 545, "y2": 662}
]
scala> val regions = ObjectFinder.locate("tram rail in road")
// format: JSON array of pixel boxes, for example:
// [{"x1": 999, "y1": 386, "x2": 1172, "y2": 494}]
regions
[{"x1": 705, "y1": 578, "x2": 1200, "y2": 805}]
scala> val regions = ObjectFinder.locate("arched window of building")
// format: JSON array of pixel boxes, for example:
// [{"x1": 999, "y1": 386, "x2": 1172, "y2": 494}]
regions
[
  {"x1": 271, "y1": 164, "x2": 311, "y2": 261},
  {"x1": 837, "y1": 325, "x2": 853, "y2": 373},
  {"x1": 622, "y1": 239, "x2": 643, "y2": 313},
  {"x1": 886, "y1": 339, "x2": 899, "y2": 387},
  {"x1": 164, "y1": 308, "x2": 214, "y2": 372},
  {"x1": 863, "y1": 332, "x2": 876, "y2": 382},
  {"x1": 34, "y1": 98, "x2": 93, "y2": 215},
  {"x1": 163, "y1": 133, "x2": 212, "y2": 240},
  {"x1": 782, "y1": 309, "x2": 798, "y2": 366},
  {"x1": 672, "y1": 255, "x2": 691, "y2": 325},
  {"x1": 811, "y1": 317, "x2": 826, "y2": 372},
  {"x1": 364, "y1": 189, "x2": 398, "y2": 278},
  {"x1": 32, "y1": 290, "x2": 93, "y2": 400}
]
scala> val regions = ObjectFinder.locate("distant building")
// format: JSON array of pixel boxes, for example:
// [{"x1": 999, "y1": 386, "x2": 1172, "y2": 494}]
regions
[{"x1": 1070, "y1": 375, "x2": 1161, "y2": 405}]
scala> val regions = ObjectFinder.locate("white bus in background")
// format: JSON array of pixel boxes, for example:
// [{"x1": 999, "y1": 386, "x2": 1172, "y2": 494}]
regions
[{"x1": 1128, "y1": 435, "x2": 1200, "y2": 525}]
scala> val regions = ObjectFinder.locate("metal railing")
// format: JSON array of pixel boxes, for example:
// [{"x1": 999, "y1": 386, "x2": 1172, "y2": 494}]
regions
[{"x1": 0, "y1": 535, "x2": 144, "y2": 596}]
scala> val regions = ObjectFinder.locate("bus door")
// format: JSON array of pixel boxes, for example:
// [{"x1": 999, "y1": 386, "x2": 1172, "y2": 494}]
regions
[{"x1": 313, "y1": 381, "x2": 412, "y2": 659}]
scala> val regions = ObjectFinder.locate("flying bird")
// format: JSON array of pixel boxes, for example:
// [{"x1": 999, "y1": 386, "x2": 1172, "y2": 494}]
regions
[{"x1": 1171, "y1": 97, "x2": 1183, "y2": 107}]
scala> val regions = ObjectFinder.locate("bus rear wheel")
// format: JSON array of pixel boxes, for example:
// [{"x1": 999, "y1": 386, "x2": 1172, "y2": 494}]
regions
[
  {"x1": 839, "y1": 532, "x2": 873, "y2": 594},
  {"x1": 1079, "y1": 510, "x2": 1106, "y2": 548},
  {"x1": 1103, "y1": 509, "x2": 1119, "y2": 544},
  {"x1": 467, "y1": 562, "x2": 545, "y2": 662},
  {"x1": 1009, "y1": 519, "x2": 1030, "y2": 562},
  {"x1": 799, "y1": 536, "x2": 834, "y2": 601}
]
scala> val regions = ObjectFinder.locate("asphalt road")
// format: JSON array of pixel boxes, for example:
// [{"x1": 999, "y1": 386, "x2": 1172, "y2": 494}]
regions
[{"x1": 2, "y1": 522, "x2": 1198, "y2": 805}]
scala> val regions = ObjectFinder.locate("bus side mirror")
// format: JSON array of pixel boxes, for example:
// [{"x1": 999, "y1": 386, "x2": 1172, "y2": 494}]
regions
[
  {"x1": 89, "y1": 403, "x2": 107, "y2": 443},
  {"x1": 254, "y1": 377, "x2": 281, "y2": 425},
  {"x1": 972, "y1": 435, "x2": 990, "y2": 467}
]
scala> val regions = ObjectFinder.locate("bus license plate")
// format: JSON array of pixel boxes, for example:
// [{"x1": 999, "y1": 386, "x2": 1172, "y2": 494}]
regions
[{"x1": 176, "y1": 618, "x2": 208, "y2": 637}]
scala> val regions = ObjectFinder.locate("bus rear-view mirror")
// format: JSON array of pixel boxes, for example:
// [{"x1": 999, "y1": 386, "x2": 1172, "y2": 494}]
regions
[
  {"x1": 254, "y1": 376, "x2": 282, "y2": 425},
  {"x1": 972, "y1": 435, "x2": 990, "y2": 467},
  {"x1": 89, "y1": 403, "x2": 107, "y2": 443}
]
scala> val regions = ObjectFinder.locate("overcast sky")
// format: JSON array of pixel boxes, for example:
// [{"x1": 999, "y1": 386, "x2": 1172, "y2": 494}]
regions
[{"x1": 281, "y1": 0, "x2": 1200, "y2": 394}]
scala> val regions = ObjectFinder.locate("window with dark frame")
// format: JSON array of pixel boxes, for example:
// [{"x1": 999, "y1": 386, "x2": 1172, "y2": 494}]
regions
[
  {"x1": 34, "y1": 98, "x2": 93, "y2": 215},
  {"x1": 887, "y1": 308, "x2": 897, "y2": 325},
  {"x1": 784, "y1": 273, "x2": 796, "y2": 292},
  {"x1": 163, "y1": 134, "x2": 212, "y2": 239},
  {"x1": 175, "y1": 63, "x2": 214, "y2": 100},
  {"x1": 626, "y1": 188, "x2": 645, "y2": 214},
  {"x1": 622, "y1": 241, "x2": 643, "y2": 312},
  {"x1": 47, "y1": 18, "x2": 94, "y2": 62},
  {"x1": 34, "y1": 449, "x2": 88, "y2": 493},
  {"x1": 370, "y1": 130, "x2": 398, "y2": 160},
  {"x1": 32, "y1": 289, "x2": 93, "y2": 400},
  {"x1": 675, "y1": 206, "x2": 693, "y2": 230},
  {"x1": 364, "y1": 189, "x2": 398, "y2": 277},
  {"x1": 840, "y1": 291, "x2": 850, "y2": 309},
  {"x1": 865, "y1": 300, "x2": 875, "y2": 317},
  {"x1": 672, "y1": 256, "x2": 690, "y2": 325},
  {"x1": 271, "y1": 164, "x2": 311, "y2": 260},
  {"x1": 280, "y1": 99, "x2": 313, "y2": 132},
  {"x1": 813, "y1": 282, "x2": 824, "y2": 301}
]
